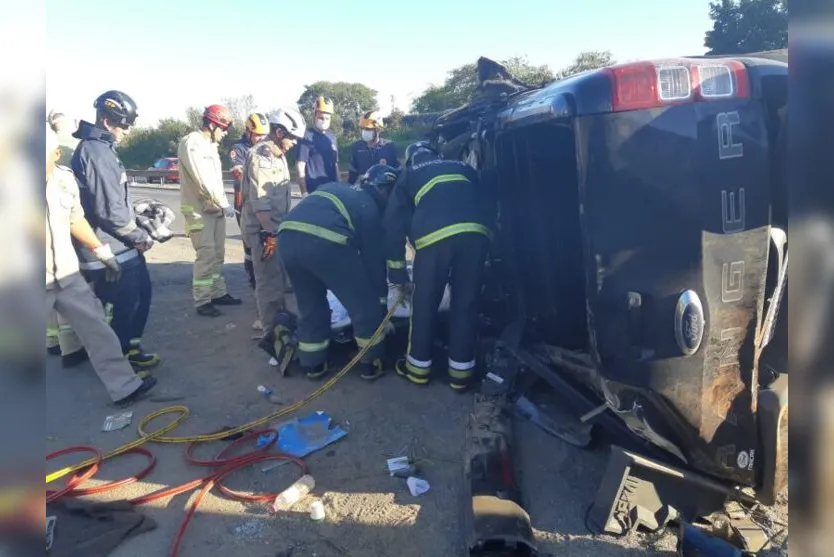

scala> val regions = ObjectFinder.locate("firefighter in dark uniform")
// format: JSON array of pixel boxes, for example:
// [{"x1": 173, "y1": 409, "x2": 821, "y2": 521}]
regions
[
  {"x1": 347, "y1": 111, "x2": 400, "y2": 184},
  {"x1": 385, "y1": 142, "x2": 495, "y2": 391},
  {"x1": 230, "y1": 113, "x2": 269, "y2": 290},
  {"x1": 277, "y1": 164, "x2": 400, "y2": 381}
]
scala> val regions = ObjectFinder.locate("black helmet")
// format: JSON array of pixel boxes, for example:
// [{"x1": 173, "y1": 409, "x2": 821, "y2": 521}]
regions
[
  {"x1": 405, "y1": 140, "x2": 436, "y2": 166},
  {"x1": 360, "y1": 164, "x2": 400, "y2": 193},
  {"x1": 93, "y1": 90, "x2": 138, "y2": 127}
]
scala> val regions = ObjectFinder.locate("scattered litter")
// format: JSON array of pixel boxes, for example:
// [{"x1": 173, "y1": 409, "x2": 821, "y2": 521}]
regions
[
  {"x1": 256, "y1": 385, "x2": 282, "y2": 404},
  {"x1": 677, "y1": 521, "x2": 742, "y2": 557},
  {"x1": 268, "y1": 357, "x2": 279, "y2": 366},
  {"x1": 102, "y1": 411, "x2": 133, "y2": 432},
  {"x1": 406, "y1": 476, "x2": 430, "y2": 497},
  {"x1": 276, "y1": 411, "x2": 348, "y2": 458},
  {"x1": 387, "y1": 456, "x2": 418, "y2": 478},
  {"x1": 256, "y1": 432, "x2": 277, "y2": 448},
  {"x1": 270, "y1": 474, "x2": 315, "y2": 513},
  {"x1": 225, "y1": 322, "x2": 236, "y2": 331},
  {"x1": 486, "y1": 372, "x2": 504, "y2": 384},
  {"x1": 46, "y1": 515, "x2": 56, "y2": 550},
  {"x1": 309, "y1": 499, "x2": 325, "y2": 521}
]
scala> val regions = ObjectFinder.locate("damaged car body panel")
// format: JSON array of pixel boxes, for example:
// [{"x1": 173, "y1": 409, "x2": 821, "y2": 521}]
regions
[{"x1": 437, "y1": 55, "x2": 788, "y2": 503}]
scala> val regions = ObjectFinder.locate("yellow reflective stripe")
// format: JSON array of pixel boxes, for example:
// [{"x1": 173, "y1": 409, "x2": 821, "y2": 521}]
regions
[
  {"x1": 193, "y1": 278, "x2": 213, "y2": 287},
  {"x1": 299, "y1": 340, "x2": 330, "y2": 352},
  {"x1": 355, "y1": 334, "x2": 383, "y2": 348},
  {"x1": 46, "y1": 328, "x2": 59, "y2": 336},
  {"x1": 185, "y1": 222, "x2": 205, "y2": 232},
  {"x1": 414, "y1": 223, "x2": 492, "y2": 250},
  {"x1": 406, "y1": 361, "x2": 431, "y2": 377},
  {"x1": 449, "y1": 368, "x2": 473, "y2": 379},
  {"x1": 58, "y1": 325, "x2": 74, "y2": 332},
  {"x1": 278, "y1": 221, "x2": 349, "y2": 245},
  {"x1": 181, "y1": 204, "x2": 196, "y2": 213},
  {"x1": 414, "y1": 174, "x2": 470, "y2": 205},
  {"x1": 387, "y1": 260, "x2": 406, "y2": 269},
  {"x1": 310, "y1": 191, "x2": 355, "y2": 232}
]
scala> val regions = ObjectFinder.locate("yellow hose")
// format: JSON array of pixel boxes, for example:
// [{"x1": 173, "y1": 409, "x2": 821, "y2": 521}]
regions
[{"x1": 46, "y1": 299, "x2": 402, "y2": 485}]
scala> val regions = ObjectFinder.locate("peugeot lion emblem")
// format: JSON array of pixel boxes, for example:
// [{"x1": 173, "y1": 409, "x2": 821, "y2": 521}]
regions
[{"x1": 675, "y1": 290, "x2": 704, "y2": 356}]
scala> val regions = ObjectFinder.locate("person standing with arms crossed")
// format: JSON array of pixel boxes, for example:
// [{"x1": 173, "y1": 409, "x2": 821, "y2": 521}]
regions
[
  {"x1": 178, "y1": 104, "x2": 241, "y2": 317},
  {"x1": 296, "y1": 96, "x2": 339, "y2": 195}
]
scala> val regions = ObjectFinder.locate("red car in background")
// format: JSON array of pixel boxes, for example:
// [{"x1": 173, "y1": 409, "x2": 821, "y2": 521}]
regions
[{"x1": 147, "y1": 157, "x2": 179, "y2": 184}]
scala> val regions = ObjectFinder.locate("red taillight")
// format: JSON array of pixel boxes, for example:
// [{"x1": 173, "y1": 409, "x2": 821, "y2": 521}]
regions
[{"x1": 605, "y1": 59, "x2": 750, "y2": 113}]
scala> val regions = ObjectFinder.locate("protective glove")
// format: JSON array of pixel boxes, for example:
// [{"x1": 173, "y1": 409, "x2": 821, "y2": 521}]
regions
[
  {"x1": 259, "y1": 230, "x2": 277, "y2": 261},
  {"x1": 135, "y1": 237, "x2": 154, "y2": 253},
  {"x1": 93, "y1": 245, "x2": 123, "y2": 283},
  {"x1": 392, "y1": 282, "x2": 413, "y2": 305},
  {"x1": 223, "y1": 205, "x2": 236, "y2": 219}
]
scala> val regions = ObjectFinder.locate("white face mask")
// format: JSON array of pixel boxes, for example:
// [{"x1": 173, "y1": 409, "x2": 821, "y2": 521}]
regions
[
  {"x1": 361, "y1": 129, "x2": 376, "y2": 142},
  {"x1": 315, "y1": 118, "x2": 330, "y2": 131}
]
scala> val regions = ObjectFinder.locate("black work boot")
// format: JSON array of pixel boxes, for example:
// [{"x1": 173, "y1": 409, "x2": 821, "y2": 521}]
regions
[
  {"x1": 394, "y1": 359, "x2": 430, "y2": 386},
  {"x1": 196, "y1": 303, "x2": 221, "y2": 317},
  {"x1": 211, "y1": 294, "x2": 242, "y2": 306},
  {"x1": 114, "y1": 376, "x2": 157, "y2": 408},
  {"x1": 358, "y1": 359, "x2": 386, "y2": 382},
  {"x1": 304, "y1": 363, "x2": 329, "y2": 381},
  {"x1": 62, "y1": 348, "x2": 89, "y2": 369},
  {"x1": 126, "y1": 340, "x2": 161, "y2": 371},
  {"x1": 47, "y1": 345, "x2": 61, "y2": 356}
]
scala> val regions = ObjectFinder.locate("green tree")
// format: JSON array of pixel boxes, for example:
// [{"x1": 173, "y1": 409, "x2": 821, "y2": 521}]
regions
[
  {"x1": 704, "y1": 0, "x2": 788, "y2": 55},
  {"x1": 118, "y1": 117, "x2": 190, "y2": 169},
  {"x1": 554, "y1": 50, "x2": 615, "y2": 79},
  {"x1": 297, "y1": 81, "x2": 379, "y2": 135},
  {"x1": 411, "y1": 56, "x2": 555, "y2": 113}
]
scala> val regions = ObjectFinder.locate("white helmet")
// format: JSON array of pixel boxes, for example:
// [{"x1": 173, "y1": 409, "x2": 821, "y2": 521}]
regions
[{"x1": 268, "y1": 107, "x2": 306, "y2": 139}]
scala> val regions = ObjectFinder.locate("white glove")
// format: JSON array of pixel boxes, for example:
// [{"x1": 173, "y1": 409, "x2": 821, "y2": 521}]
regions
[
  {"x1": 301, "y1": 192, "x2": 309, "y2": 198},
  {"x1": 223, "y1": 205, "x2": 236, "y2": 218},
  {"x1": 92, "y1": 244, "x2": 115, "y2": 261}
]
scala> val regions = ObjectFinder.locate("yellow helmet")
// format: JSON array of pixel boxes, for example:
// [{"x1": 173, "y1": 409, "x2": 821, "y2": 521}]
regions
[
  {"x1": 358, "y1": 110, "x2": 383, "y2": 129},
  {"x1": 245, "y1": 112, "x2": 269, "y2": 135},
  {"x1": 313, "y1": 96, "x2": 334, "y2": 115}
]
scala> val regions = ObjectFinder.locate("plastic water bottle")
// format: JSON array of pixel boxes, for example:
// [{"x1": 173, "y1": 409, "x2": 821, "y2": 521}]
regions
[
  {"x1": 256, "y1": 385, "x2": 282, "y2": 404},
  {"x1": 270, "y1": 474, "x2": 315, "y2": 513}
]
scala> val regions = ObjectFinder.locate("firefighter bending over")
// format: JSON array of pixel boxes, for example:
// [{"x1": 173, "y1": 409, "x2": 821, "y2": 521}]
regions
[
  {"x1": 385, "y1": 142, "x2": 495, "y2": 391},
  {"x1": 277, "y1": 164, "x2": 400, "y2": 381}
]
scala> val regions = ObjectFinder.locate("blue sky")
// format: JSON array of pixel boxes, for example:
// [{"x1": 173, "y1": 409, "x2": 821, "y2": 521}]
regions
[{"x1": 47, "y1": 0, "x2": 712, "y2": 126}]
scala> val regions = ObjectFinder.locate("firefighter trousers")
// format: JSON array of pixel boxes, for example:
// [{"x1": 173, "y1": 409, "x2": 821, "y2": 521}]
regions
[
  {"x1": 47, "y1": 275, "x2": 143, "y2": 402},
  {"x1": 85, "y1": 257, "x2": 152, "y2": 353},
  {"x1": 243, "y1": 231, "x2": 287, "y2": 327},
  {"x1": 46, "y1": 309, "x2": 84, "y2": 355},
  {"x1": 279, "y1": 232, "x2": 386, "y2": 368},
  {"x1": 405, "y1": 233, "x2": 489, "y2": 389},
  {"x1": 188, "y1": 213, "x2": 228, "y2": 307}
]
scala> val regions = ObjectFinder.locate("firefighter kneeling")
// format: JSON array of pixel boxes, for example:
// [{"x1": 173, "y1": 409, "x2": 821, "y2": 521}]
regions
[{"x1": 277, "y1": 165, "x2": 400, "y2": 381}]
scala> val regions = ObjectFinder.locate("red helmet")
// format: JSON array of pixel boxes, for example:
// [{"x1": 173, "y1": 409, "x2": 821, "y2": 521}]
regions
[{"x1": 203, "y1": 104, "x2": 233, "y2": 129}]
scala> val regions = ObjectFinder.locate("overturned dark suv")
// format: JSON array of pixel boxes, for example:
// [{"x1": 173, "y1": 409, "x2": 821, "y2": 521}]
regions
[{"x1": 437, "y1": 53, "x2": 788, "y2": 537}]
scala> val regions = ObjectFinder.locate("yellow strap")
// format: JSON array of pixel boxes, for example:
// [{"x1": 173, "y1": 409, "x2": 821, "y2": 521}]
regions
[
  {"x1": 310, "y1": 191, "x2": 355, "y2": 232},
  {"x1": 414, "y1": 223, "x2": 492, "y2": 250},
  {"x1": 414, "y1": 174, "x2": 470, "y2": 205},
  {"x1": 278, "y1": 221, "x2": 349, "y2": 245},
  {"x1": 387, "y1": 260, "x2": 406, "y2": 269}
]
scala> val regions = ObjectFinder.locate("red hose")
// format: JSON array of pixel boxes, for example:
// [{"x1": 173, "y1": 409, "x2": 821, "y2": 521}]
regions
[{"x1": 47, "y1": 431, "x2": 308, "y2": 557}]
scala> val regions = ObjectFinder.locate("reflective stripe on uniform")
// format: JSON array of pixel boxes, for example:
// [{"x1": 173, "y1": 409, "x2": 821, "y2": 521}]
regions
[
  {"x1": 185, "y1": 222, "x2": 205, "y2": 233},
  {"x1": 79, "y1": 248, "x2": 140, "y2": 271},
  {"x1": 193, "y1": 278, "x2": 213, "y2": 287},
  {"x1": 299, "y1": 339, "x2": 330, "y2": 353},
  {"x1": 387, "y1": 259, "x2": 406, "y2": 269},
  {"x1": 355, "y1": 334, "x2": 383, "y2": 348},
  {"x1": 115, "y1": 220, "x2": 138, "y2": 236},
  {"x1": 46, "y1": 327, "x2": 59, "y2": 337},
  {"x1": 414, "y1": 223, "x2": 492, "y2": 250},
  {"x1": 414, "y1": 174, "x2": 470, "y2": 205},
  {"x1": 310, "y1": 191, "x2": 355, "y2": 232},
  {"x1": 406, "y1": 361, "x2": 431, "y2": 377},
  {"x1": 278, "y1": 221, "x2": 349, "y2": 245},
  {"x1": 448, "y1": 368, "x2": 473, "y2": 379}
]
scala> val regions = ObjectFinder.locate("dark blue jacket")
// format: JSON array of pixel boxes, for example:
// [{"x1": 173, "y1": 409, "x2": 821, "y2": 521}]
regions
[
  {"x1": 278, "y1": 182, "x2": 387, "y2": 301},
  {"x1": 71, "y1": 121, "x2": 149, "y2": 267},
  {"x1": 347, "y1": 138, "x2": 400, "y2": 184},
  {"x1": 296, "y1": 129, "x2": 339, "y2": 192}
]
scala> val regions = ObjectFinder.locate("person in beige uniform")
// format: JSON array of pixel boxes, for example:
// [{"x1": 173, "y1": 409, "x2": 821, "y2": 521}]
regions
[
  {"x1": 177, "y1": 104, "x2": 241, "y2": 317},
  {"x1": 240, "y1": 107, "x2": 306, "y2": 329},
  {"x1": 45, "y1": 124, "x2": 156, "y2": 406}
]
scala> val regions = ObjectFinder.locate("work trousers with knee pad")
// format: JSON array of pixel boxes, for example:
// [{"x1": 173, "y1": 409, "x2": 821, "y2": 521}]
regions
[
  {"x1": 187, "y1": 213, "x2": 228, "y2": 307},
  {"x1": 279, "y1": 232, "x2": 386, "y2": 368},
  {"x1": 406, "y1": 233, "x2": 489, "y2": 389}
]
